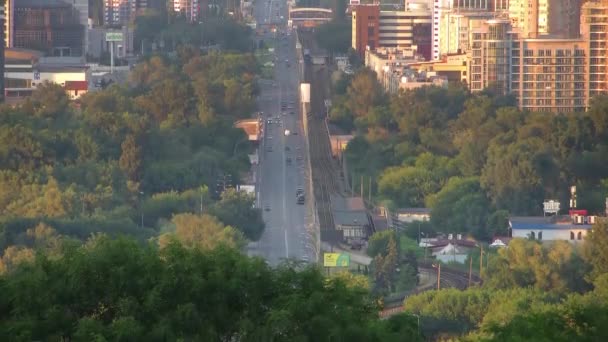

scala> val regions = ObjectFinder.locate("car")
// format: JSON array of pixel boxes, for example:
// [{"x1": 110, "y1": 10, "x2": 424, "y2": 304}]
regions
[
  {"x1": 267, "y1": 119, "x2": 272, "y2": 124},
  {"x1": 289, "y1": 111, "x2": 295, "y2": 115},
  {"x1": 286, "y1": 157, "x2": 292, "y2": 164},
  {"x1": 285, "y1": 146, "x2": 290, "y2": 151},
  {"x1": 266, "y1": 146, "x2": 273, "y2": 152},
  {"x1": 268, "y1": 136, "x2": 273, "y2": 139},
  {"x1": 264, "y1": 205, "x2": 271, "y2": 211},
  {"x1": 293, "y1": 131, "x2": 298, "y2": 135},
  {"x1": 296, "y1": 155, "x2": 303, "y2": 161},
  {"x1": 296, "y1": 188, "x2": 304, "y2": 197}
]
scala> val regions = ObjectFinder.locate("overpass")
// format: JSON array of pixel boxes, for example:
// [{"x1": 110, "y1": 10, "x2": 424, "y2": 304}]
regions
[{"x1": 288, "y1": 7, "x2": 332, "y2": 29}]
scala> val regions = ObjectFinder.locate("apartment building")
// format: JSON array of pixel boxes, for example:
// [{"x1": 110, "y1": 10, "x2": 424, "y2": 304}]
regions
[
  {"x1": 439, "y1": 10, "x2": 494, "y2": 55},
  {"x1": 172, "y1": 0, "x2": 201, "y2": 22},
  {"x1": 511, "y1": 38, "x2": 587, "y2": 112},
  {"x1": 581, "y1": 0, "x2": 608, "y2": 100},
  {"x1": 14, "y1": 0, "x2": 84, "y2": 57},
  {"x1": 468, "y1": 19, "x2": 512, "y2": 95},
  {"x1": 379, "y1": 2, "x2": 433, "y2": 60},
  {"x1": 352, "y1": 3, "x2": 432, "y2": 60},
  {"x1": 3, "y1": 0, "x2": 13, "y2": 48},
  {"x1": 508, "y1": 0, "x2": 582, "y2": 38},
  {"x1": 104, "y1": 0, "x2": 149, "y2": 26},
  {"x1": 352, "y1": 4, "x2": 380, "y2": 57}
]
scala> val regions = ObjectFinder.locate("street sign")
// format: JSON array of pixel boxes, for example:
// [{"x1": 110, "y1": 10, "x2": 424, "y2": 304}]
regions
[
  {"x1": 324, "y1": 253, "x2": 350, "y2": 267},
  {"x1": 105, "y1": 32, "x2": 123, "y2": 42}
]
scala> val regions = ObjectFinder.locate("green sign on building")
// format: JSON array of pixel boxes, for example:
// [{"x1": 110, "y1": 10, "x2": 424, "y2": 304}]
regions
[{"x1": 106, "y1": 32, "x2": 123, "y2": 42}]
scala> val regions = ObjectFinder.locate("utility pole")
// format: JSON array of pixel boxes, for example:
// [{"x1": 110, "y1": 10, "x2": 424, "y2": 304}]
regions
[
  {"x1": 437, "y1": 264, "x2": 441, "y2": 290},
  {"x1": 368, "y1": 177, "x2": 372, "y2": 203},
  {"x1": 360, "y1": 175, "x2": 363, "y2": 198}
]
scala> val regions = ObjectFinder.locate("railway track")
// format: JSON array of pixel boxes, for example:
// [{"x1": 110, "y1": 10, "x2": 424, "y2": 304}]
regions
[{"x1": 299, "y1": 30, "x2": 342, "y2": 241}]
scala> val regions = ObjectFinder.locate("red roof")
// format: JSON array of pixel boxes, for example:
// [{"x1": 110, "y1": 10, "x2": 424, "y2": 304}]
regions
[{"x1": 64, "y1": 81, "x2": 88, "y2": 91}]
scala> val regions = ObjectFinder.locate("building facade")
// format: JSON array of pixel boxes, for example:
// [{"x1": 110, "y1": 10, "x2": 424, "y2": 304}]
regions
[
  {"x1": 468, "y1": 19, "x2": 512, "y2": 95},
  {"x1": 379, "y1": 2, "x2": 433, "y2": 60},
  {"x1": 172, "y1": 0, "x2": 201, "y2": 22},
  {"x1": 14, "y1": 0, "x2": 84, "y2": 57},
  {"x1": 104, "y1": 0, "x2": 149, "y2": 26},
  {"x1": 3, "y1": 0, "x2": 13, "y2": 48},
  {"x1": 581, "y1": 0, "x2": 608, "y2": 102},
  {"x1": 511, "y1": 38, "x2": 587, "y2": 112},
  {"x1": 352, "y1": 4, "x2": 380, "y2": 58},
  {"x1": 508, "y1": 0, "x2": 581, "y2": 38}
]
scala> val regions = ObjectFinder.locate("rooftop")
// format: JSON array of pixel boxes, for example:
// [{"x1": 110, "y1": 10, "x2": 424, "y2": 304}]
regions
[
  {"x1": 509, "y1": 216, "x2": 593, "y2": 230},
  {"x1": 396, "y1": 208, "x2": 431, "y2": 215},
  {"x1": 333, "y1": 210, "x2": 370, "y2": 227},
  {"x1": 331, "y1": 196, "x2": 366, "y2": 211}
]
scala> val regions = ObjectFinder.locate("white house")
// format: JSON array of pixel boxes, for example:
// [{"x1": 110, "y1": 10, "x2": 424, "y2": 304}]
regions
[{"x1": 509, "y1": 216, "x2": 594, "y2": 243}]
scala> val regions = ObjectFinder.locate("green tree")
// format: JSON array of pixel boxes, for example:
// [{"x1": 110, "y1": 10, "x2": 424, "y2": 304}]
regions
[
  {"x1": 159, "y1": 213, "x2": 245, "y2": 250},
  {"x1": 119, "y1": 134, "x2": 142, "y2": 182},
  {"x1": 23, "y1": 82, "x2": 70, "y2": 119},
  {"x1": 210, "y1": 189, "x2": 264, "y2": 241},
  {"x1": 582, "y1": 219, "x2": 608, "y2": 282}
]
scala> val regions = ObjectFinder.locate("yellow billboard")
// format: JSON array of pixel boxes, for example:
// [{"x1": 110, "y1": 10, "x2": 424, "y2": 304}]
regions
[{"x1": 324, "y1": 253, "x2": 350, "y2": 267}]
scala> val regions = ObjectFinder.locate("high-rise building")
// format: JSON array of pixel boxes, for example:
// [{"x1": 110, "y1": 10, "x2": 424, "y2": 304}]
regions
[
  {"x1": 581, "y1": 0, "x2": 608, "y2": 102},
  {"x1": 14, "y1": 0, "x2": 84, "y2": 56},
  {"x1": 468, "y1": 19, "x2": 512, "y2": 95},
  {"x1": 172, "y1": 0, "x2": 201, "y2": 22},
  {"x1": 104, "y1": 0, "x2": 149, "y2": 26},
  {"x1": 439, "y1": 10, "x2": 494, "y2": 55},
  {"x1": 379, "y1": 2, "x2": 433, "y2": 60},
  {"x1": 1, "y1": 5, "x2": 5, "y2": 102},
  {"x1": 508, "y1": 0, "x2": 582, "y2": 38},
  {"x1": 511, "y1": 38, "x2": 587, "y2": 112},
  {"x1": 3, "y1": 0, "x2": 13, "y2": 48},
  {"x1": 352, "y1": 4, "x2": 380, "y2": 58}
]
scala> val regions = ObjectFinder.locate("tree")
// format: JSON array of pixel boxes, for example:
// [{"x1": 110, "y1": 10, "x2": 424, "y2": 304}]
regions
[
  {"x1": 159, "y1": 213, "x2": 245, "y2": 250},
  {"x1": 23, "y1": 82, "x2": 70, "y2": 119},
  {"x1": 346, "y1": 69, "x2": 385, "y2": 118},
  {"x1": 428, "y1": 177, "x2": 492, "y2": 239},
  {"x1": 486, "y1": 238, "x2": 590, "y2": 293},
  {"x1": 119, "y1": 134, "x2": 142, "y2": 181},
  {"x1": 582, "y1": 219, "x2": 608, "y2": 282},
  {"x1": 210, "y1": 189, "x2": 265, "y2": 241},
  {"x1": 0, "y1": 236, "x2": 418, "y2": 341}
]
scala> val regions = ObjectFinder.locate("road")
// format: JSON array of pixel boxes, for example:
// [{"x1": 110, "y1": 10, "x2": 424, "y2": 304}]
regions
[{"x1": 248, "y1": 0, "x2": 317, "y2": 265}]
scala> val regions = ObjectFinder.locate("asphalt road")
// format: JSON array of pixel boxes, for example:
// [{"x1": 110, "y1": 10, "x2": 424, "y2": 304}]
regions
[{"x1": 248, "y1": 0, "x2": 317, "y2": 265}]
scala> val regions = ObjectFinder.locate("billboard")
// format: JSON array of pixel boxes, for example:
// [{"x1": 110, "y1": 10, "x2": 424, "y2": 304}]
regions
[
  {"x1": 324, "y1": 253, "x2": 350, "y2": 267},
  {"x1": 106, "y1": 32, "x2": 123, "y2": 42}
]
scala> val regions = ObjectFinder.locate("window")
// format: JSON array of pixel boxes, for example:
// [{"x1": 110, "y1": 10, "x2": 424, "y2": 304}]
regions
[
  {"x1": 538, "y1": 232, "x2": 543, "y2": 240},
  {"x1": 530, "y1": 231, "x2": 536, "y2": 240},
  {"x1": 577, "y1": 232, "x2": 582, "y2": 240},
  {"x1": 570, "y1": 231, "x2": 575, "y2": 240}
]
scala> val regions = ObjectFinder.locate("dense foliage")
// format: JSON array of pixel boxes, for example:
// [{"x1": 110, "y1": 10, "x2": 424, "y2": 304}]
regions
[
  {"x1": 0, "y1": 42, "x2": 263, "y2": 266},
  {"x1": 332, "y1": 70, "x2": 608, "y2": 239},
  {"x1": 0, "y1": 236, "x2": 423, "y2": 342},
  {"x1": 398, "y1": 220, "x2": 608, "y2": 340}
]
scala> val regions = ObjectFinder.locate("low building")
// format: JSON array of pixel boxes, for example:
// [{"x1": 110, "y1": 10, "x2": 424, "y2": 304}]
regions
[
  {"x1": 327, "y1": 123, "x2": 353, "y2": 159},
  {"x1": 4, "y1": 48, "x2": 88, "y2": 101},
  {"x1": 385, "y1": 68, "x2": 448, "y2": 94},
  {"x1": 396, "y1": 208, "x2": 431, "y2": 223},
  {"x1": 332, "y1": 196, "x2": 371, "y2": 244},
  {"x1": 432, "y1": 243, "x2": 469, "y2": 264},
  {"x1": 508, "y1": 215, "x2": 596, "y2": 243},
  {"x1": 408, "y1": 53, "x2": 468, "y2": 84}
]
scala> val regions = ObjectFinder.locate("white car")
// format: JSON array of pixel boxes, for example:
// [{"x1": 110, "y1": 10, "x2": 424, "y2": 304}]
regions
[{"x1": 284, "y1": 129, "x2": 291, "y2": 136}]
